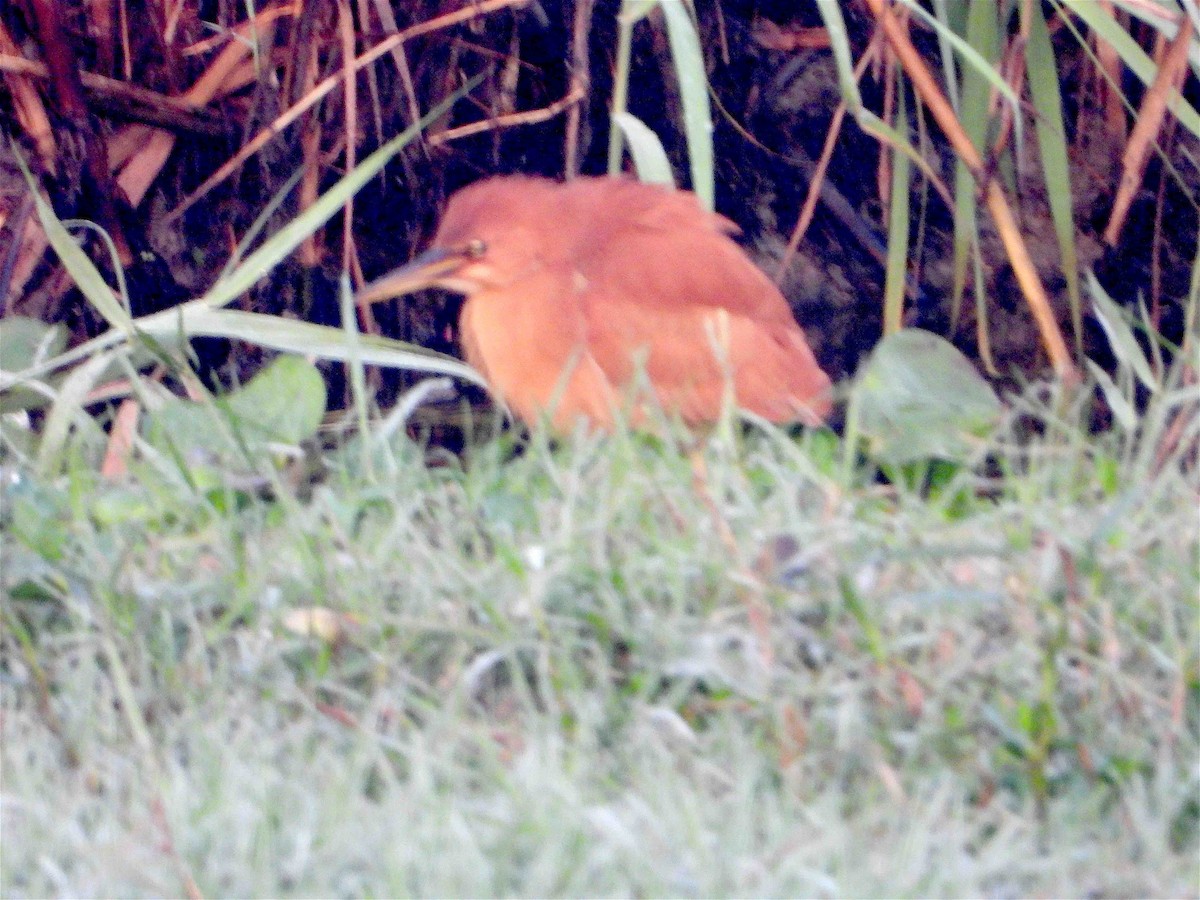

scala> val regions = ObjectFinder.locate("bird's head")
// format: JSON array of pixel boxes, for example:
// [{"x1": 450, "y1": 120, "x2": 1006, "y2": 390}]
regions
[{"x1": 356, "y1": 178, "x2": 556, "y2": 306}]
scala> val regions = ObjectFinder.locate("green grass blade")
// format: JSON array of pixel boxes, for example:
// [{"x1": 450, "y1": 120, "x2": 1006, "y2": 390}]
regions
[
  {"x1": 815, "y1": 0, "x2": 863, "y2": 113},
  {"x1": 14, "y1": 148, "x2": 134, "y2": 334},
  {"x1": 1087, "y1": 272, "x2": 1159, "y2": 393},
  {"x1": 847, "y1": 110, "x2": 952, "y2": 203},
  {"x1": 972, "y1": 244, "x2": 995, "y2": 373},
  {"x1": 613, "y1": 112, "x2": 675, "y2": 187},
  {"x1": 202, "y1": 74, "x2": 483, "y2": 311},
  {"x1": 899, "y1": 0, "x2": 1022, "y2": 135},
  {"x1": 949, "y1": 1, "x2": 998, "y2": 322},
  {"x1": 931, "y1": 0, "x2": 962, "y2": 112},
  {"x1": 1026, "y1": 1, "x2": 1083, "y2": 357},
  {"x1": 659, "y1": 0, "x2": 713, "y2": 209},
  {"x1": 1064, "y1": 0, "x2": 1200, "y2": 139},
  {"x1": 607, "y1": 1, "x2": 652, "y2": 175},
  {"x1": 4, "y1": 77, "x2": 486, "y2": 402},
  {"x1": 884, "y1": 81, "x2": 912, "y2": 336},
  {"x1": 34, "y1": 349, "x2": 116, "y2": 476},
  {"x1": 163, "y1": 307, "x2": 488, "y2": 388},
  {"x1": 338, "y1": 272, "x2": 373, "y2": 474},
  {"x1": 59, "y1": 219, "x2": 132, "y2": 318},
  {"x1": 218, "y1": 164, "x2": 308, "y2": 283},
  {"x1": 1186, "y1": 227, "x2": 1199, "y2": 352},
  {"x1": 1086, "y1": 359, "x2": 1138, "y2": 431}
]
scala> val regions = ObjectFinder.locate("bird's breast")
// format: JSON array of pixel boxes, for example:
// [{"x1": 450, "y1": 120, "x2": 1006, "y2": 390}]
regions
[{"x1": 458, "y1": 276, "x2": 615, "y2": 426}]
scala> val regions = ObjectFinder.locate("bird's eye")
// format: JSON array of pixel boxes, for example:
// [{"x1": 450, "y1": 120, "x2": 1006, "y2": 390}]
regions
[{"x1": 464, "y1": 238, "x2": 487, "y2": 259}]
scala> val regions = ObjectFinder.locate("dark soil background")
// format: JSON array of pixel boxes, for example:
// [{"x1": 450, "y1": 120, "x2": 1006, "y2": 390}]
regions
[{"x1": 2, "y1": 0, "x2": 1196, "y2": 416}]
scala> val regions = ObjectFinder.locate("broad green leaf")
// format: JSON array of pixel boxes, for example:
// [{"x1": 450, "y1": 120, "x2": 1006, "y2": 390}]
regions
[
  {"x1": 144, "y1": 355, "x2": 326, "y2": 466},
  {"x1": 854, "y1": 329, "x2": 1000, "y2": 465},
  {"x1": 224, "y1": 355, "x2": 326, "y2": 445}
]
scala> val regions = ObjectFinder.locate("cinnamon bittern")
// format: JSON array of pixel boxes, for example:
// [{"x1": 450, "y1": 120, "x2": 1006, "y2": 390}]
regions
[{"x1": 357, "y1": 176, "x2": 832, "y2": 431}]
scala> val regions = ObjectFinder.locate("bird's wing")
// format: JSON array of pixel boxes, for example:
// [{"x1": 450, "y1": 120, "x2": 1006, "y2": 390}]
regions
[
  {"x1": 572, "y1": 181, "x2": 797, "y2": 325},
  {"x1": 578, "y1": 292, "x2": 830, "y2": 424},
  {"x1": 572, "y1": 187, "x2": 830, "y2": 423}
]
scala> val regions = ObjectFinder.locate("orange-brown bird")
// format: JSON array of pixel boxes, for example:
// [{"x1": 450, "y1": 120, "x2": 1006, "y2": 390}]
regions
[{"x1": 357, "y1": 176, "x2": 832, "y2": 431}]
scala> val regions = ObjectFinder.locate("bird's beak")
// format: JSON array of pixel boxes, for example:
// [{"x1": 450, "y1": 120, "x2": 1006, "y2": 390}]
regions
[{"x1": 356, "y1": 246, "x2": 468, "y2": 307}]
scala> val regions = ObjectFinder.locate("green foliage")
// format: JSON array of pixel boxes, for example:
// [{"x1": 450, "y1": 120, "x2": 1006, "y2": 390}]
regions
[
  {"x1": 1060, "y1": 0, "x2": 1200, "y2": 140},
  {"x1": 0, "y1": 317, "x2": 66, "y2": 413},
  {"x1": 820, "y1": 1, "x2": 1198, "y2": 364},
  {"x1": 2, "y1": 8, "x2": 1198, "y2": 889},
  {"x1": 612, "y1": 112, "x2": 675, "y2": 186},
  {"x1": 851, "y1": 328, "x2": 1001, "y2": 466},
  {"x1": 3, "y1": 359, "x2": 1196, "y2": 896},
  {"x1": 144, "y1": 356, "x2": 326, "y2": 469},
  {"x1": 608, "y1": 0, "x2": 713, "y2": 207},
  {"x1": 882, "y1": 80, "x2": 912, "y2": 337},
  {"x1": 1025, "y1": 2, "x2": 1083, "y2": 354}
]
